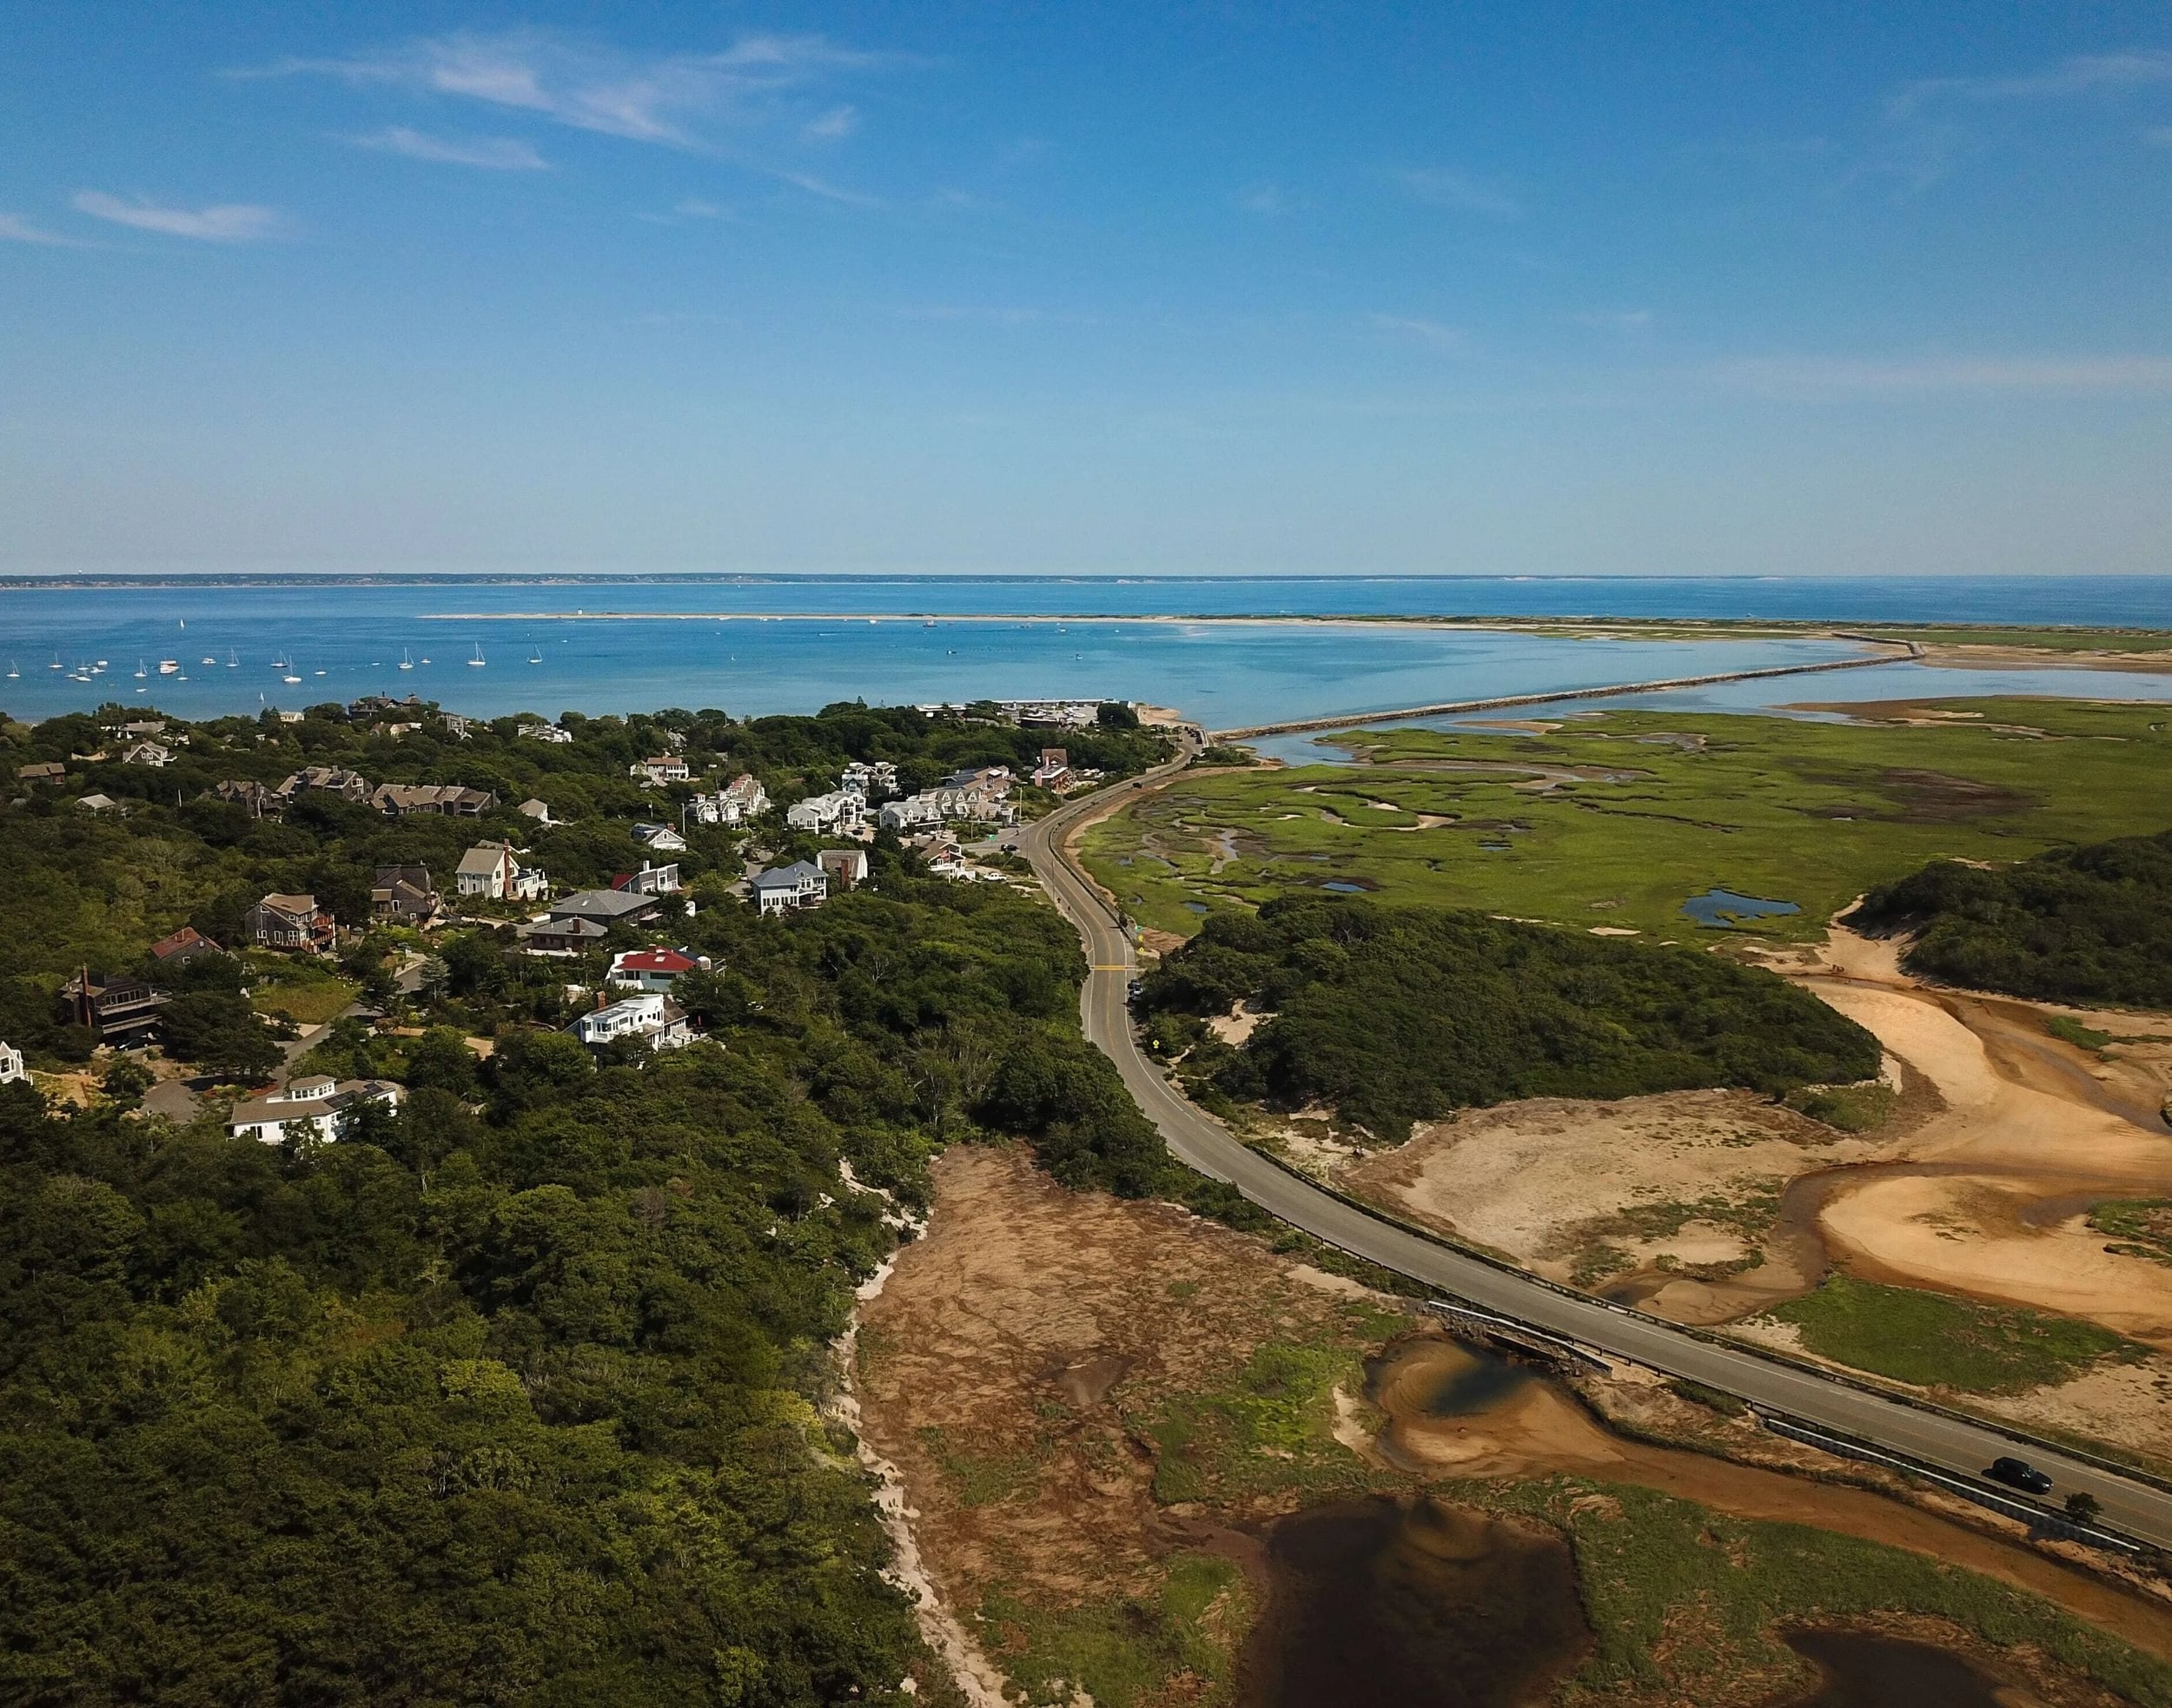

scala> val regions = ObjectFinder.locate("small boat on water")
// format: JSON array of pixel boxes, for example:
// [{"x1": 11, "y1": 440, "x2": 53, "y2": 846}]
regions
[
  {"x1": 226, "y1": 649, "x2": 239, "y2": 667},
  {"x1": 48, "y1": 654, "x2": 62, "y2": 670},
  {"x1": 3, "y1": 662, "x2": 17, "y2": 679},
  {"x1": 528, "y1": 645, "x2": 542, "y2": 664},
  {"x1": 134, "y1": 661, "x2": 148, "y2": 679},
  {"x1": 157, "y1": 659, "x2": 181, "y2": 675},
  {"x1": 467, "y1": 645, "x2": 486, "y2": 667},
  {"x1": 282, "y1": 659, "x2": 302, "y2": 683},
  {"x1": 201, "y1": 655, "x2": 216, "y2": 666},
  {"x1": 399, "y1": 649, "x2": 414, "y2": 671}
]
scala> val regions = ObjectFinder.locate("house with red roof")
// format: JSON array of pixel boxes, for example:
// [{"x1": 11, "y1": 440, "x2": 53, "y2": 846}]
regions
[{"x1": 606, "y1": 947, "x2": 711, "y2": 992}]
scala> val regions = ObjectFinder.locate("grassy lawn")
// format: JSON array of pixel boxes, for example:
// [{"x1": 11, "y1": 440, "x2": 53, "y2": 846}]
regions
[
  {"x1": 1082, "y1": 698, "x2": 2172, "y2": 943},
  {"x1": 246, "y1": 966, "x2": 360, "y2": 1026},
  {"x1": 1758, "y1": 1274, "x2": 2148, "y2": 1394}
]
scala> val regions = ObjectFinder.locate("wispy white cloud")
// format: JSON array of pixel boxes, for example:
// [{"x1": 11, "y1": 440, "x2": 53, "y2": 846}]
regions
[
  {"x1": 804, "y1": 104, "x2": 858, "y2": 141},
  {"x1": 244, "y1": 29, "x2": 891, "y2": 150},
  {"x1": 1394, "y1": 167, "x2": 1520, "y2": 220},
  {"x1": 354, "y1": 126, "x2": 548, "y2": 169},
  {"x1": 71, "y1": 191, "x2": 277, "y2": 242},
  {"x1": 774, "y1": 169, "x2": 882, "y2": 208},
  {"x1": 1368, "y1": 314, "x2": 1470, "y2": 354},
  {"x1": 0, "y1": 212, "x2": 90, "y2": 247},
  {"x1": 674, "y1": 197, "x2": 729, "y2": 218},
  {"x1": 1575, "y1": 308, "x2": 1653, "y2": 330},
  {"x1": 1890, "y1": 50, "x2": 2172, "y2": 117},
  {"x1": 1719, "y1": 353, "x2": 2172, "y2": 397}
]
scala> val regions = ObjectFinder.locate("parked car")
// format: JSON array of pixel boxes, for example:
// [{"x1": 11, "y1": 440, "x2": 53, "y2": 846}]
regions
[{"x1": 1985, "y1": 1456, "x2": 2054, "y2": 1494}]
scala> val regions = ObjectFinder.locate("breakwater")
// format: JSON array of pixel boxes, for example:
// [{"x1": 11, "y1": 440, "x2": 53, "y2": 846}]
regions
[{"x1": 1210, "y1": 642, "x2": 1919, "y2": 740}]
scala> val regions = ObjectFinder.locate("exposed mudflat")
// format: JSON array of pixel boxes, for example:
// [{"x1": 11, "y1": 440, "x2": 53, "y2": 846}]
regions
[{"x1": 1336, "y1": 1088, "x2": 1897, "y2": 1321}]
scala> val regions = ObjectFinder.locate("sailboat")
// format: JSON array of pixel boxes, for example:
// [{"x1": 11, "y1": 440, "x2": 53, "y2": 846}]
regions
[
  {"x1": 226, "y1": 649, "x2": 239, "y2": 667},
  {"x1": 527, "y1": 644, "x2": 542, "y2": 665},
  {"x1": 4, "y1": 662, "x2": 17, "y2": 679},
  {"x1": 399, "y1": 648, "x2": 414, "y2": 671},
  {"x1": 268, "y1": 650, "x2": 286, "y2": 671},
  {"x1": 135, "y1": 661, "x2": 147, "y2": 679},
  {"x1": 282, "y1": 659, "x2": 302, "y2": 684},
  {"x1": 467, "y1": 644, "x2": 486, "y2": 668},
  {"x1": 48, "y1": 654, "x2": 62, "y2": 670}
]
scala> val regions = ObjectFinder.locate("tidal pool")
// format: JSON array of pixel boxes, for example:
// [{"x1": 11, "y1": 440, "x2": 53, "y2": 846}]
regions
[
  {"x1": 1238, "y1": 1494, "x2": 1589, "y2": 1707},
  {"x1": 1777, "y1": 1628, "x2": 2016, "y2": 1707},
  {"x1": 1682, "y1": 887, "x2": 1802, "y2": 928}
]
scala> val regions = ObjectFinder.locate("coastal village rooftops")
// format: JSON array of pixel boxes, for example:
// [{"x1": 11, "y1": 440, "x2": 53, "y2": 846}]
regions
[
  {"x1": 228, "y1": 1077, "x2": 402, "y2": 1143},
  {"x1": 515, "y1": 915, "x2": 608, "y2": 951},
  {"x1": 370, "y1": 782, "x2": 496, "y2": 817},
  {"x1": 547, "y1": 888, "x2": 660, "y2": 924},
  {"x1": 149, "y1": 926, "x2": 220, "y2": 964}
]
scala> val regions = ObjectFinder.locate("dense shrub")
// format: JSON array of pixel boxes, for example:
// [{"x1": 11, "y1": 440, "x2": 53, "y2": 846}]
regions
[
  {"x1": 1852, "y1": 830, "x2": 2172, "y2": 1009},
  {"x1": 1140, "y1": 896, "x2": 1879, "y2": 1140}
]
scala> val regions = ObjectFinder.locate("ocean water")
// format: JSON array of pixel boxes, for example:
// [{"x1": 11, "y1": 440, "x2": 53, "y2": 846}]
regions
[{"x1": 3, "y1": 575, "x2": 2169, "y2": 731}]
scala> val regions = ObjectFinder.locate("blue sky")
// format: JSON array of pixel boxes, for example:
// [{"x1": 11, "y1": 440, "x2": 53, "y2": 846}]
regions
[{"x1": 3, "y1": 3, "x2": 2170, "y2": 578}]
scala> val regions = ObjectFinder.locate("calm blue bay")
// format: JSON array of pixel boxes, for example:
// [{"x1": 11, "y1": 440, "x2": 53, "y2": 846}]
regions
[{"x1": 3, "y1": 575, "x2": 2169, "y2": 732}]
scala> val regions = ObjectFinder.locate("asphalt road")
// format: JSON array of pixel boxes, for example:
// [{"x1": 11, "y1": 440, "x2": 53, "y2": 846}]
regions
[{"x1": 1017, "y1": 756, "x2": 2172, "y2": 1550}]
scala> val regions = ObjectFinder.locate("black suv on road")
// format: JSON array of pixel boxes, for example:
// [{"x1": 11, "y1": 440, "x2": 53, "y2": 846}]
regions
[{"x1": 1985, "y1": 1456, "x2": 2055, "y2": 1495}]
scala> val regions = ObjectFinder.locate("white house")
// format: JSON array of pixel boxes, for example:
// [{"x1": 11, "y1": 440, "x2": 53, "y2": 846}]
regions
[
  {"x1": 0, "y1": 1041, "x2": 25, "y2": 1086},
  {"x1": 520, "y1": 721, "x2": 574, "y2": 745},
  {"x1": 752, "y1": 861, "x2": 827, "y2": 915},
  {"x1": 878, "y1": 792, "x2": 945, "y2": 831},
  {"x1": 568, "y1": 991, "x2": 692, "y2": 1050},
  {"x1": 615, "y1": 861, "x2": 681, "y2": 897},
  {"x1": 630, "y1": 755, "x2": 690, "y2": 787},
  {"x1": 123, "y1": 741, "x2": 174, "y2": 768},
  {"x1": 840, "y1": 760, "x2": 899, "y2": 798},
  {"x1": 607, "y1": 947, "x2": 709, "y2": 991},
  {"x1": 455, "y1": 842, "x2": 520, "y2": 900},
  {"x1": 785, "y1": 790, "x2": 864, "y2": 835},
  {"x1": 228, "y1": 1076, "x2": 402, "y2": 1145},
  {"x1": 818, "y1": 847, "x2": 869, "y2": 890},
  {"x1": 691, "y1": 773, "x2": 767, "y2": 825},
  {"x1": 517, "y1": 798, "x2": 553, "y2": 826},
  {"x1": 633, "y1": 822, "x2": 688, "y2": 853}
]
